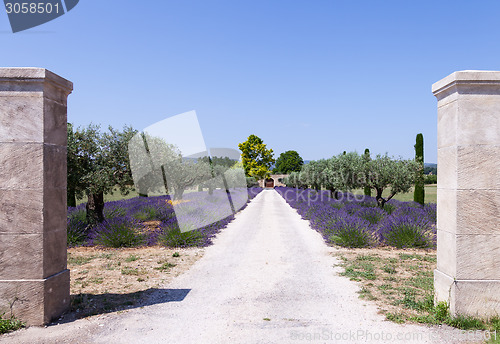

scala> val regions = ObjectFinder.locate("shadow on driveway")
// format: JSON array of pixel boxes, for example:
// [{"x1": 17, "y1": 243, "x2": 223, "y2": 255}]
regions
[{"x1": 53, "y1": 288, "x2": 191, "y2": 326}]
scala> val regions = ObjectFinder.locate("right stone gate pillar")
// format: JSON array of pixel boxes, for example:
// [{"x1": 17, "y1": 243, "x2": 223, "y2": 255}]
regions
[{"x1": 433, "y1": 70, "x2": 500, "y2": 317}]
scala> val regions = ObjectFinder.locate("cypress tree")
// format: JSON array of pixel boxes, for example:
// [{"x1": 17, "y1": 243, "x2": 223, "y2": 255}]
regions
[
  {"x1": 363, "y1": 148, "x2": 372, "y2": 196},
  {"x1": 414, "y1": 133, "x2": 425, "y2": 205}
]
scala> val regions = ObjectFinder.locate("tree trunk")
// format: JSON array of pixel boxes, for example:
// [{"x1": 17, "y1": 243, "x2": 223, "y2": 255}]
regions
[
  {"x1": 174, "y1": 188, "x2": 184, "y2": 200},
  {"x1": 363, "y1": 186, "x2": 372, "y2": 197},
  {"x1": 67, "y1": 186, "x2": 76, "y2": 207},
  {"x1": 375, "y1": 188, "x2": 386, "y2": 208},
  {"x1": 86, "y1": 191, "x2": 105, "y2": 224},
  {"x1": 328, "y1": 188, "x2": 338, "y2": 200}
]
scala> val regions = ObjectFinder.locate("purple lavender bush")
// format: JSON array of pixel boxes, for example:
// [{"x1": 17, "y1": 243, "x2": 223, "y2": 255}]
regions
[
  {"x1": 275, "y1": 186, "x2": 436, "y2": 249},
  {"x1": 67, "y1": 204, "x2": 88, "y2": 247},
  {"x1": 67, "y1": 187, "x2": 263, "y2": 248},
  {"x1": 89, "y1": 217, "x2": 146, "y2": 248}
]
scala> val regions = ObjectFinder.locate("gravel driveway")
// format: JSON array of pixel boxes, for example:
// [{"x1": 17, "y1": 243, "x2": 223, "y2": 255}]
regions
[{"x1": 1, "y1": 189, "x2": 478, "y2": 343}]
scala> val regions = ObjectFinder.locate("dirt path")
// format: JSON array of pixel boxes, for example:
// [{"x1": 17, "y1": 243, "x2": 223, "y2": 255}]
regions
[{"x1": 2, "y1": 190, "x2": 476, "y2": 343}]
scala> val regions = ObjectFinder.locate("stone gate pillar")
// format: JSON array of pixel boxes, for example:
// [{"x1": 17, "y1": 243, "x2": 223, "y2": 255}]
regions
[
  {"x1": 0, "y1": 68, "x2": 72, "y2": 325},
  {"x1": 433, "y1": 70, "x2": 500, "y2": 317}
]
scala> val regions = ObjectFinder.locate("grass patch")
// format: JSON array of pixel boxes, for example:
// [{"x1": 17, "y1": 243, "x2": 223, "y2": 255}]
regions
[
  {"x1": 155, "y1": 262, "x2": 177, "y2": 272},
  {"x1": 125, "y1": 254, "x2": 140, "y2": 262},
  {"x1": 121, "y1": 267, "x2": 141, "y2": 276},
  {"x1": 382, "y1": 265, "x2": 397, "y2": 274},
  {"x1": 68, "y1": 254, "x2": 95, "y2": 266},
  {"x1": 0, "y1": 313, "x2": 24, "y2": 334},
  {"x1": 159, "y1": 228, "x2": 205, "y2": 247},
  {"x1": 335, "y1": 247, "x2": 500, "y2": 339},
  {"x1": 339, "y1": 258, "x2": 377, "y2": 281}
]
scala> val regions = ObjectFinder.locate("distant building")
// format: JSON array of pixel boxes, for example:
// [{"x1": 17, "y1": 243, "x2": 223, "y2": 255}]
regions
[{"x1": 258, "y1": 174, "x2": 288, "y2": 188}]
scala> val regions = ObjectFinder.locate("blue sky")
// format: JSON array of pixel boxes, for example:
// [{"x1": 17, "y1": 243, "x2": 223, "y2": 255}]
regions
[{"x1": 2, "y1": 1, "x2": 500, "y2": 163}]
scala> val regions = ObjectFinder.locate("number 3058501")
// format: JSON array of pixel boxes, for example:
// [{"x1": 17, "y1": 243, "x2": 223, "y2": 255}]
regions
[{"x1": 5, "y1": 2, "x2": 61, "y2": 14}]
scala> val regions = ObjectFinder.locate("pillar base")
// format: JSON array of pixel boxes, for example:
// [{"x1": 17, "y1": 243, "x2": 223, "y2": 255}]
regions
[
  {"x1": 0, "y1": 269, "x2": 70, "y2": 325},
  {"x1": 435, "y1": 269, "x2": 500, "y2": 318}
]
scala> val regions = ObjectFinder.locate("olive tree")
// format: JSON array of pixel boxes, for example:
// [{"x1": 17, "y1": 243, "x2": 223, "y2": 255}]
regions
[
  {"x1": 365, "y1": 154, "x2": 419, "y2": 208},
  {"x1": 283, "y1": 171, "x2": 306, "y2": 188},
  {"x1": 323, "y1": 152, "x2": 364, "y2": 199},
  {"x1": 300, "y1": 160, "x2": 325, "y2": 191},
  {"x1": 68, "y1": 123, "x2": 137, "y2": 224},
  {"x1": 163, "y1": 156, "x2": 211, "y2": 200}
]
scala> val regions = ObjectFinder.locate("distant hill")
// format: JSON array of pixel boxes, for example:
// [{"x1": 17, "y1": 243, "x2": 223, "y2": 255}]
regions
[{"x1": 424, "y1": 163, "x2": 437, "y2": 175}]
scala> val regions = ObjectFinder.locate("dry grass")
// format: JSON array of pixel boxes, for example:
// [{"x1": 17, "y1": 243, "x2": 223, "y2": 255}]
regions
[
  {"x1": 334, "y1": 247, "x2": 438, "y2": 322},
  {"x1": 65, "y1": 246, "x2": 204, "y2": 320}
]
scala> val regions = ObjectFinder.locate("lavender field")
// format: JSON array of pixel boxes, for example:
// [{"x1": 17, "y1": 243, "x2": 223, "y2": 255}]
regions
[
  {"x1": 68, "y1": 187, "x2": 263, "y2": 248},
  {"x1": 275, "y1": 187, "x2": 436, "y2": 249}
]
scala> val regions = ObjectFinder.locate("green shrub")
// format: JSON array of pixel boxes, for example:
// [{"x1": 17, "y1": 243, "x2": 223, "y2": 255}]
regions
[
  {"x1": 382, "y1": 218, "x2": 434, "y2": 249},
  {"x1": 246, "y1": 177, "x2": 258, "y2": 188},
  {"x1": 424, "y1": 174, "x2": 437, "y2": 184},
  {"x1": 329, "y1": 220, "x2": 374, "y2": 248},
  {"x1": 0, "y1": 313, "x2": 24, "y2": 334},
  {"x1": 383, "y1": 203, "x2": 395, "y2": 215},
  {"x1": 445, "y1": 314, "x2": 487, "y2": 330},
  {"x1": 91, "y1": 218, "x2": 145, "y2": 248},
  {"x1": 67, "y1": 208, "x2": 88, "y2": 247},
  {"x1": 159, "y1": 228, "x2": 205, "y2": 247},
  {"x1": 434, "y1": 301, "x2": 449, "y2": 322},
  {"x1": 132, "y1": 206, "x2": 160, "y2": 221}
]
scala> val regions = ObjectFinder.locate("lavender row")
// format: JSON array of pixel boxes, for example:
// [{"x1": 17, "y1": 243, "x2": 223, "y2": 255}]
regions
[
  {"x1": 68, "y1": 187, "x2": 263, "y2": 248},
  {"x1": 275, "y1": 187, "x2": 436, "y2": 249}
]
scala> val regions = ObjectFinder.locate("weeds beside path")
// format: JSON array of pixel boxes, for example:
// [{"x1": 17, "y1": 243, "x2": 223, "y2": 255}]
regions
[{"x1": 335, "y1": 247, "x2": 500, "y2": 343}]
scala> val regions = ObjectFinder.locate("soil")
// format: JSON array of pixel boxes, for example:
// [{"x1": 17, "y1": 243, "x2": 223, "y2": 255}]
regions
[{"x1": 65, "y1": 246, "x2": 204, "y2": 321}]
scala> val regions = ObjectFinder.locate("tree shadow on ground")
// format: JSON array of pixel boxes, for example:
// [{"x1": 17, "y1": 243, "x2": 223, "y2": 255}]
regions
[{"x1": 52, "y1": 288, "x2": 190, "y2": 326}]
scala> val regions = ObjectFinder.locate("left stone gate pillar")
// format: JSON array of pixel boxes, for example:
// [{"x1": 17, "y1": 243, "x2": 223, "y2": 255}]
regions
[{"x1": 0, "y1": 68, "x2": 72, "y2": 325}]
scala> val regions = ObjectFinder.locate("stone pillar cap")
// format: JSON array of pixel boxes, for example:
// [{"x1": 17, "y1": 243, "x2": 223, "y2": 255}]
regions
[
  {"x1": 0, "y1": 67, "x2": 73, "y2": 92},
  {"x1": 432, "y1": 70, "x2": 500, "y2": 95}
]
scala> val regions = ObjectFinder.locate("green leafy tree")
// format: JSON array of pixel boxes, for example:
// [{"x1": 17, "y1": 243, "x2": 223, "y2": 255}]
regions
[
  {"x1": 363, "y1": 148, "x2": 372, "y2": 197},
  {"x1": 273, "y1": 150, "x2": 304, "y2": 174},
  {"x1": 198, "y1": 156, "x2": 237, "y2": 195},
  {"x1": 323, "y1": 152, "x2": 364, "y2": 198},
  {"x1": 68, "y1": 123, "x2": 137, "y2": 224},
  {"x1": 300, "y1": 160, "x2": 326, "y2": 191},
  {"x1": 365, "y1": 154, "x2": 419, "y2": 208},
  {"x1": 322, "y1": 156, "x2": 341, "y2": 198},
  {"x1": 424, "y1": 165, "x2": 437, "y2": 175},
  {"x1": 164, "y1": 155, "x2": 211, "y2": 200},
  {"x1": 283, "y1": 171, "x2": 307, "y2": 188},
  {"x1": 414, "y1": 133, "x2": 425, "y2": 205},
  {"x1": 238, "y1": 135, "x2": 275, "y2": 180},
  {"x1": 129, "y1": 133, "x2": 214, "y2": 200}
]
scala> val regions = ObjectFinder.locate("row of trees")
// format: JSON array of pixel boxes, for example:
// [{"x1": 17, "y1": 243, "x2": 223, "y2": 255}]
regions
[
  {"x1": 69, "y1": 124, "x2": 242, "y2": 225},
  {"x1": 284, "y1": 151, "x2": 420, "y2": 208},
  {"x1": 238, "y1": 134, "x2": 305, "y2": 180}
]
